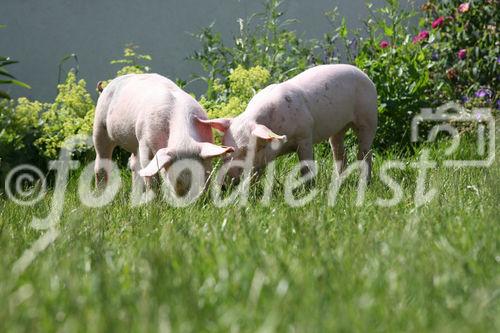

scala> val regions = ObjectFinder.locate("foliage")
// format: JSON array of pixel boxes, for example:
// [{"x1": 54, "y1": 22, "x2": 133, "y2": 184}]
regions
[
  {"x1": 0, "y1": 98, "x2": 43, "y2": 153},
  {"x1": 190, "y1": 0, "x2": 497, "y2": 150},
  {"x1": 0, "y1": 98, "x2": 46, "y2": 174},
  {"x1": 0, "y1": 44, "x2": 154, "y2": 170},
  {"x1": 420, "y1": 0, "x2": 499, "y2": 109},
  {"x1": 97, "y1": 44, "x2": 153, "y2": 92},
  {"x1": 200, "y1": 65, "x2": 271, "y2": 119},
  {"x1": 189, "y1": 0, "x2": 315, "y2": 101},
  {"x1": 351, "y1": 1, "x2": 435, "y2": 148},
  {"x1": 319, "y1": 7, "x2": 357, "y2": 65},
  {"x1": 0, "y1": 57, "x2": 31, "y2": 100},
  {"x1": 35, "y1": 71, "x2": 95, "y2": 160},
  {"x1": 0, "y1": 25, "x2": 31, "y2": 99},
  {"x1": 111, "y1": 43, "x2": 152, "y2": 77}
]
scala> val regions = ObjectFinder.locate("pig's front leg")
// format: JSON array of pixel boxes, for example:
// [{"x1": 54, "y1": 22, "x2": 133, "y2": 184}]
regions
[
  {"x1": 329, "y1": 130, "x2": 348, "y2": 176},
  {"x1": 129, "y1": 153, "x2": 147, "y2": 194},
  {"x1": 354, "y1": 124, "x2": 376, "y2": 184},
  {"x1": 138, "y1": 143, "x2": 154, "y2": 189},
  {"x1": 296, "y1": 137, "x2": 315, "y2": 179},
  {"x1": 93, "y1": 129, "x2": 116, "y2": 189}
]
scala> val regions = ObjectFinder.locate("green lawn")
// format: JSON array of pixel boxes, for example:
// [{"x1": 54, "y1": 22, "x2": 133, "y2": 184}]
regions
[{"x1": 0, "y1": 136, "x2": 499, "y2": 332}]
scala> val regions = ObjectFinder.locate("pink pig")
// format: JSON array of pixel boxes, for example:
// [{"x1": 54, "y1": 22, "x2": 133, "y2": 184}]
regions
[
  {"x1": 199, "y1": 64, "x2": 378, "y2": 181},
  {"x1": 93, "y1": 73, "x2": 233, "y2": 193}
]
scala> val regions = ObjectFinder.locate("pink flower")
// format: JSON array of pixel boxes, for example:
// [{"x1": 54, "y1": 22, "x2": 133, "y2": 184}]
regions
[
  {"x1": 432, "y1": 16, "x2": 445, "y2": 29},
  {"x1": 413, "y1": 30, "x2": 430, "y2": 43},
  {"x1": 380, "y1": 40, "x2": 390, "y2": 49},
  {"x1": 458, "y1": 3, "x2": 470, "y2": 13},
  {"x1": 458, "y1": 49, "x2": 467, "y2": 60}
]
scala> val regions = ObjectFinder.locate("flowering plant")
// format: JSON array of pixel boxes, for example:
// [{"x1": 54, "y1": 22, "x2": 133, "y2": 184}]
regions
[{"x1": 420, "y1": 1, "x2": 499, "y2": 108}]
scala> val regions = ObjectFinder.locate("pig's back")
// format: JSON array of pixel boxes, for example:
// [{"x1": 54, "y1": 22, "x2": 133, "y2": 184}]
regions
[
  {"x1": 286, "y1": 64, "x2": 377, "y2": 142},
  {"x1": 102, "y1": 74, "x2": 179, "y2": 152}
]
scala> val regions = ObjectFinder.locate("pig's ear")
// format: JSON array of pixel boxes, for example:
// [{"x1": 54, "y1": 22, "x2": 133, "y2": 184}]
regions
[
  {"x1": 195, "y1": 117, "x2": 232, "y2": 132},
  {"x1": 252, "y1": 124, "x2": 287, "y2": 142},
  {"x1": 139, "y1": 148, "x2": 174, "y2": 177},
  {"x1": 199, "y1": 142, "x2": 234, "y2": 159}
]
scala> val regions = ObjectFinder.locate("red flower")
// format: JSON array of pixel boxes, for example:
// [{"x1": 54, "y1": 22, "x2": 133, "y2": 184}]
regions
[
  {"x1": 413, "y1": 30, "x2": 430, "y2": 43},
  {"x1": 458, "y1": 49, "x2": 467, "y2": 60},
  {"x1": 458, "y1": 3, "x2": 470, "y2": 13},
  {"x1": 432, "y1": 16, "x2": 445, "y2": 29},
  {"x1": 380, "y1": 40, "x2": 390, "y2": 49}
]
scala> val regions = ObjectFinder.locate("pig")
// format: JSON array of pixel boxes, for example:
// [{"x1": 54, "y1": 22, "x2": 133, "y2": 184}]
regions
[
  {"x1": 93, "y1": 73, "x2": 234, "y2": 194},
  {"x1": 198, "y1": 64, "x2": 378, "y2": 182}
]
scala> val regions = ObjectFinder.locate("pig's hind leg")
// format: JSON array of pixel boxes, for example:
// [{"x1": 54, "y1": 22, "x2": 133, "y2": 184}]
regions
[
  {"x1": 93, "y1": 129, "x2": 116, "y2": 188},
  {"x1": 354, "y1": 123, "x2": 376, "y2": 183}
]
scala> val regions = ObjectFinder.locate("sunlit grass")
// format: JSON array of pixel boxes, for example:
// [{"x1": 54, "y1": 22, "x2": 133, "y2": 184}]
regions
[{"x1": 0, "y1": 136, "x2": 499, "y2": 332}]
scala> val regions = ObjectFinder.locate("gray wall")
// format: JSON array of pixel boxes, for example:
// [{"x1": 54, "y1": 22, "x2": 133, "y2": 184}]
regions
[{"x1": 1, "y1": 0, "x2": 419, "y2": 101}]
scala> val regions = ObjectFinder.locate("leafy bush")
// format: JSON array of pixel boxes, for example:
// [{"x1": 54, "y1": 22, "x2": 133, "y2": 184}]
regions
[
  {"x1": 200, "y1": 65, "x2": 271, "y2": 119},
  {"x1": 0, "y1": 98, "x2": 46, "y2": 176},
  {"x1": 351, "y1": 1, "x2": 435, "y2": 148},
  {"x1": 111, "y1": 43, "x2": 152, "y2": 77},
  {"x1": 35, "y1": 71, "x2": 95, "y2": 159},
  {"x1": 191, "y1": 0, "x2": 437, "y2": 149},
  {"x1": 420, "y1": 0, "x2": 499, "y2": 109},
  {"x1": 97, "y1": 44, "x2": 152, "y2": 93},
  {"x1": 32, "y1": 45, "x2": 153, "y2": 161},
  {"x1": 0, "y1": 43, "x2": 156, "y2": 178},
  {"x1": 190, "y1": 0, "x2": 497, "y2": 151},
  {"x1": 2, "y1": 1, "x2": 497, "y2": 172},
  {"x1": 190, "y1": 0, "x2": 315, "y2": 102},
  {"x1": 0, "y1": 98, "x2": 44, "y2": 152}
]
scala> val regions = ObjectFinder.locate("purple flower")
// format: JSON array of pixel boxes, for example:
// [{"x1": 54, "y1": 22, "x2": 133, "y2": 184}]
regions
[
  {"x1": 497, "y1": 57, "x2": 500, "y2": 64},
  {"x1": 458, "y1": 49, "x2": 467, "y2": 60},
  {"x1": 475, "y1": 88, "x2": 493, "y2": 99},
  {"x1": 496, "y1": 99, "x2": 500, "y2": 110},
  {"x1": 380, "y1": 40, "x2": 390, "y2": 49},
  {"x1": 461, "y1": 96, "x2": 470, "y2": 104}
]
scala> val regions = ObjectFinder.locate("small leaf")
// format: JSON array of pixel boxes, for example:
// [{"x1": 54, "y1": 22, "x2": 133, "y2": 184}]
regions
[
  {"x1": 11, "y1": 80, "x2": 31, "y2": 89},
  {"x1": 384, "y1": 25, "x2": 394, "y2": 37}
]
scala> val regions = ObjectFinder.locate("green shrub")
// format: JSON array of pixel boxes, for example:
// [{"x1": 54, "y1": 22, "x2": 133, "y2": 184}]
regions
[
  {"x1": 111, "y1": 43, "x2": 152, "y2": 77},
  {"x1": 201, "y1": 65, "x2": 271, "y2": 119},
  {"x1": 0, "y1": 98, "x2": 44, "y2": 152},
  {"x1": 0, "y1": 43, "x2": 154, "y2": 172},
  {"x1": 35, "y1": 71, "x2": 95, "y2": 159},
  {"x1": 0, "y1": 98, "x2": 46, "y2": 176},
  {"x1": 351, "y1": 1, "x2": 435, "y2": 148},
  {"x1": 98, "y1": 44, "x2": 152, "y2": 92},
  {"x1": 190, "y1": 0, "x2": 315, "y2": 102},
  {"x1": 190, "y1": 0, "x2": 498, "y2": 151},
  {"x1": 420, "y1": 0, "x2": 499, "y2": 109}
]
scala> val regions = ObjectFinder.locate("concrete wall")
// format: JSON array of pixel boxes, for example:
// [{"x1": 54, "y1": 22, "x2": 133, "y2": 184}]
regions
[{"x1": 1, "y1": 0, "x2": 420, "y2": 101}]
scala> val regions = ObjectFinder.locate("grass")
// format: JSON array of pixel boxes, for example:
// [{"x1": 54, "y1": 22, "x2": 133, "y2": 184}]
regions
[{"x1": 0, "y1": 135, "x2": 499, "y2": 333}]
